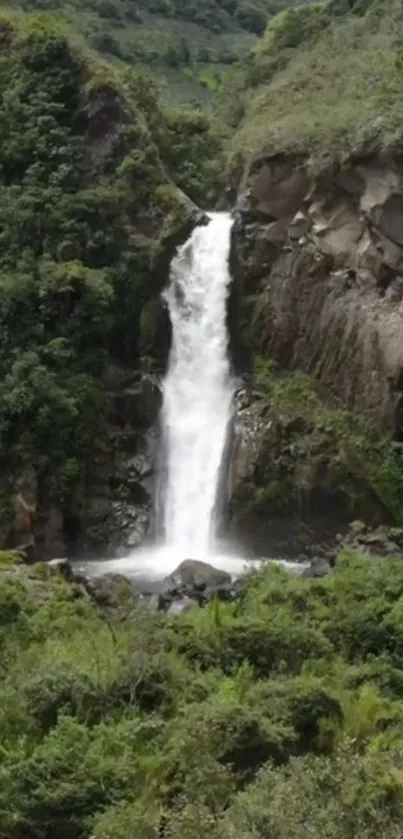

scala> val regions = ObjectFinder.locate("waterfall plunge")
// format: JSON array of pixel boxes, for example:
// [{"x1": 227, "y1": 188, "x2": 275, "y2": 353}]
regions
[
  {"x1": 77, "y1": 213, "x2": 309, "y2": 582},
  {"x1": 80, "y1": 213, "x2": 256, "y2": 581},
  {"x1": 158, "y1": 212, "x2": 235, "y2": 556}
]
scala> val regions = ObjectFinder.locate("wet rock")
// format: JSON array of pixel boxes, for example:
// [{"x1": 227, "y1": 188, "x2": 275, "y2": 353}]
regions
[
  {"x1": 164, "y1": 559, "x2": 232, "y2": 592},
  {"x1": 41, "y1": 506, "x2": 66, "y2": 559},
  {"x1": 107, "y1": 373, "x2": 161, "y2": 431},
  {"x1": 302, "y1": 557, "x2": 332, "y2": 578},
  {"x1": 155, "y1": 560, "x2": 238, "y2": 614},
  {"x1": 13, "y1": 543, "x2": 36, "y2": 564},
  {"x1": 206, "y1": 583, "x2": 238, "y2": 602},
  {"x1": 227, "y1": 383, "x2": 390, "y2": 558},
  {"x1": 84, "y1": 498, "x2": 149, "y2": 556},
  {"x1": 341, "y1": 523, "x2": 403, "y2": 557},
  {"x1": 167, "y1": 597, "x2": 197, "y2": 616},
  {"x1": 139, "y1": 298, "x2": 171, "y2": 369},
  {"x1": 289, "y1": 210, "x2": 312, "y2": 240},
  {"x1": 48, "y1": 557, "x2": 75, "y2": 581}
]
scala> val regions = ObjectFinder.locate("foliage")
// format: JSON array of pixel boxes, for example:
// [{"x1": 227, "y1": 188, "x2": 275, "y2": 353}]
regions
[
  {"x1": 6, "y1": 0, "x2": 312, "y2": 103},
  {"x1": 245, "y1": 359, "x2": 403, "y2": 524},
  {"x1": 3, "y1": 551, "x2": 403, "y2": 836},
  {"x1": 0, "y1": 12, "x2": 226, "y2": 531},
  {"x1": 218, "y1": 0, "x2": 403, "y2": 166}
]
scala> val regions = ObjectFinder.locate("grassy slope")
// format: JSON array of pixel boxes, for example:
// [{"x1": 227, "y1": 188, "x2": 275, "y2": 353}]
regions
[
  {"x1": 219, "y1": 0, "x2": 403, "y2": 168},
  {"x1": 3, "y1": 0, "x2": 312, "y2": 102}
]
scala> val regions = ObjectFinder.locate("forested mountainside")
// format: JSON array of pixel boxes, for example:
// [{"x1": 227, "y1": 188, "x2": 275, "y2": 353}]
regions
[
  {"x1": 0, "y1": 9, "x2": 223, "y2": 557},
  {"x1": 5, "y1": 0, "x2": 312, "y2": 101},
  {"x1": 2, "y1": 0, "x2": 403, "y2": 837}
]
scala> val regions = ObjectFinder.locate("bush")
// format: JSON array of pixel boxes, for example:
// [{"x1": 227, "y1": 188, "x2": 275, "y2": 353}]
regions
[{"x1": 3, "y1": 552, "x2": 403, "y2": 836}]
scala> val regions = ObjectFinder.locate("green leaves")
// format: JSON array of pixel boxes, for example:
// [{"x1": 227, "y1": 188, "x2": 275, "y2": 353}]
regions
[{"x1": 2, "y1": 552, "x2": 403, "y2": 837}]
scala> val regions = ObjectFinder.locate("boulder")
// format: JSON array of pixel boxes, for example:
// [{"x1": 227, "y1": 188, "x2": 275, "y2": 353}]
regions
[
  {"x1": 341, "y1": 523, "x2": 403, "y2": 557},
  {"x1": 48, "y1": 557, "x2": 75, "y2": 581},
  {"x1": 164, "y1": 559, "x2": 232, "y2": 593},
  {"x1": 85, "y1": 573, "x2": 136, "y2": 608},
  {"x1": 302, "y1": 557, "x2": 332, "y2": 578}
]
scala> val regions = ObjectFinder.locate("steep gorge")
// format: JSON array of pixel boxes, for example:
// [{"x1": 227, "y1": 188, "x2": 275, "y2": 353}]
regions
[
  {"x1": 2, "y1": 0, "x2": 403, "y2": 568},
  {"x1": 3, "y1": 2, "x2": 403, "y2": 836}
]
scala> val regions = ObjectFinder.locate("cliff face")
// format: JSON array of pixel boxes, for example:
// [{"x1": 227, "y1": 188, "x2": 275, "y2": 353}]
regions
[
  {"x1": 226, "y1": 154, "x2": 403, "y2": 556},
  {"x1": 233, "y1": 155, "x2": 403, "y2": 438}
]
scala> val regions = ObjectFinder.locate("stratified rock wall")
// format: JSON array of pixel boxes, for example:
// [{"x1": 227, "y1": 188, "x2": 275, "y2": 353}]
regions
[{"x1": 233, "y1": 154, "x2": 403, "y2": 437}]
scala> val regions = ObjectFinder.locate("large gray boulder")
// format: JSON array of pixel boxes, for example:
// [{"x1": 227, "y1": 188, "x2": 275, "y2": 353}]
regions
[{"x1": 164, "y1": 559, "x2": 232, "y2": 592}]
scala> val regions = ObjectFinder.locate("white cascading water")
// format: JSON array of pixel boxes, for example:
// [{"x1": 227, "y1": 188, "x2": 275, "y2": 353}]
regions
[
  {"x1": 159, "y1": 211, "x2": 235, "y2": 556},
  {"x1": 77, "y1": 212, "x2": 308, "y2": 581}
]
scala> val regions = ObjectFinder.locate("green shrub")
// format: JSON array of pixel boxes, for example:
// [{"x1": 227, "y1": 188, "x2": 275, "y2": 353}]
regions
[
  {"x1": 257, "y1": 2, "x2": 327, "y2": 54},
  {"x1": 3, "y1": 553, "x2": 403, "y2": 835}
]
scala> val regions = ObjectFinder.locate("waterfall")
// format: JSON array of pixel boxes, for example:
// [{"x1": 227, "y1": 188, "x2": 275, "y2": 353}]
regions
[
  {"x1": 78, "y1": 212, "x2": 250, "y2": 582},
  {"x1": 158, "y1": 212, "x2": 235, "y2": 557},
  {"x1": 77, "y1": 212, "x2": 309, "y2": 582}
]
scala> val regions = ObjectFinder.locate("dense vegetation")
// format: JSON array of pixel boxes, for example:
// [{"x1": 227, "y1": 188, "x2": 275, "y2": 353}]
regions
[
  {"x1": 0, "y1": 10, "x2": 223, "y2": 536},
  {"x1": 0, "y1": 0, "x2": 403, "y2": 835},
  {"x1": 3, "y1": 549, "x2": 403, "y2": 837},
  {"x1": 218, "y1": 0, "x2": 403, "y2": 167},
  {"x1": 244, "y1": 359, "x2": 403, "y2": 525},
  {"x1": 6, "y1": 0, "x2": 312, "y2": 102}
]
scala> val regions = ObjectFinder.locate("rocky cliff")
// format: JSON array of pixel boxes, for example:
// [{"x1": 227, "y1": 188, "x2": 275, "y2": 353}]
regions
[
  {"x1": 233, "y1": 154, "x2": 403, "y2": 436},
  {"x1": 227, "y1": 155, "x2": 403, "y2": 555}
]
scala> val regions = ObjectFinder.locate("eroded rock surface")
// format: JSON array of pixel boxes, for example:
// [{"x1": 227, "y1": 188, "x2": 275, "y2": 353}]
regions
[{"x1": 233, "y1": 154, "x2": 403, "y2": 437}]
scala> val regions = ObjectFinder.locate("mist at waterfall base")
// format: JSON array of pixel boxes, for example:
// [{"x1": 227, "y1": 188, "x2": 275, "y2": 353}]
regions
[{"x1": 80, "y1": 214, "x2": 305, "y2": 584}]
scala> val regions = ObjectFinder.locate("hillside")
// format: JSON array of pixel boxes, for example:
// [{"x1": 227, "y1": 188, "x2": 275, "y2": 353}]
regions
[
  {"x1": 218, "y1": 0, "x2": 403, "y2": 167},
  {"x1": 5, "y1": 0, "x2": 312, "y2": 102},
  {"x1": 2, "y1": 1, "x2": 403, "y2": 837},
  {"x1": 223, "y1": 0, "x2": 403, "y2": 549},
  {"x1": 0, "y1": 8, "x2": 225, "y2": 557}
]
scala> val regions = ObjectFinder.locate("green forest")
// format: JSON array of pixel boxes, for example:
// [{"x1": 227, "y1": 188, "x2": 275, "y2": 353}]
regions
[{"x1": 0, "y1": 0, "x2": 403, "y2": 835}]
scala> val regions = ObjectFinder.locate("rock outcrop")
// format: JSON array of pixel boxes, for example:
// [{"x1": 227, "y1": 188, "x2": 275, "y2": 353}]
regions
[
  {"x1": 227, "y1": 384, "x2": 390, "y2": 557},
  {"x1": 164, "y1": 558, "x2": 232, "y2": 591},
  {"x1": 159, "y1": 559, "x2": 237, "y2": 611},
  {"x1": 80, "y1": 369, "x2": 162, "y2": 556},
  {"x1": 232, "y1": 154, "x2": 403, "y2": 438}
]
